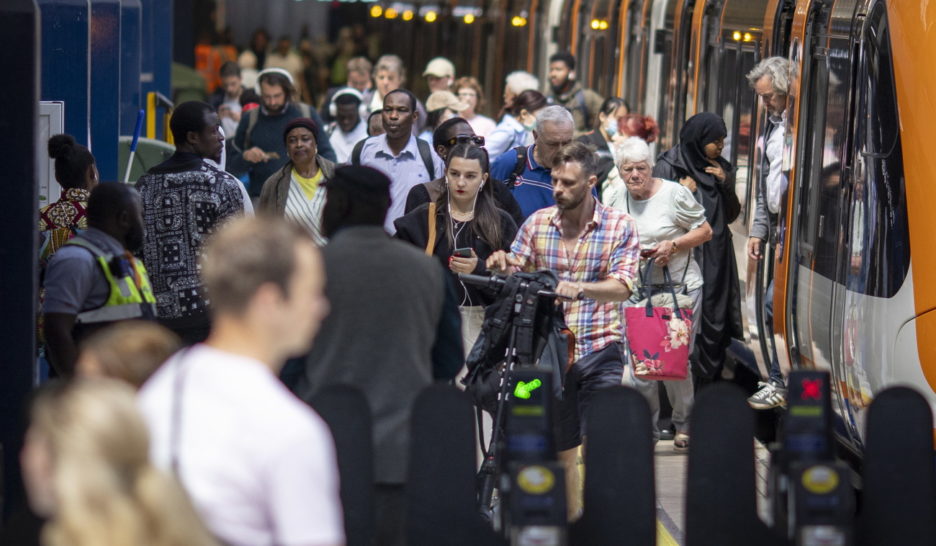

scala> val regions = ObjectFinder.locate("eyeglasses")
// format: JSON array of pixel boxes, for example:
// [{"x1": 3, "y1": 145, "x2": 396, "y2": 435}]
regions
[{"x1": 445, "y1": 134, "x2": 485, "y2": 147}]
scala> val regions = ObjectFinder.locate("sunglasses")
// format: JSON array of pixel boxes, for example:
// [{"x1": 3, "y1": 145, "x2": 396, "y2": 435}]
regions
[{"x1": 445, "y1": 134, "x2": 485, "y2": 147}]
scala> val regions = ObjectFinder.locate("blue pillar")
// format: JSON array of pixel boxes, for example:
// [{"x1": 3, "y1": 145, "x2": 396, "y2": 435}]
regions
[
  {"x1": 140, "y1": 0, "x2": 172, "y2": 137},
  {"x1": 37, "y1": 0, "x2": 91, "y2": 146},
  {"x1": 90, "y1": 0, "x2": 121, "y2": 181},
  {"x1": 0, "y1": 0, "x2": 39, "y2": 519},
  {"x1": 119, "y1": 0, "x2": 142, "y2": 135}
]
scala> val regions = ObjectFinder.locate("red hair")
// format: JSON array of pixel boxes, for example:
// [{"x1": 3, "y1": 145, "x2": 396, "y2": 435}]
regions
[{"x1": 618, "y1": 114, "x2": 659, "y2": 143}]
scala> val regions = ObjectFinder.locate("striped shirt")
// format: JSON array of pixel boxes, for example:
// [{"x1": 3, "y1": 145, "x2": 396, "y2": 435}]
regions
[
  {"x1": 284, "y1": 169, "x2": 328, "y2": 246},
  {"x1": 510, "y1": 198, "x2": 641, "y2": 361}
]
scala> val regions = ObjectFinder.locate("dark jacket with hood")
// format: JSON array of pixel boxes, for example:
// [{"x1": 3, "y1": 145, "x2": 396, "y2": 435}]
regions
[{"x1": 653, "y1": 112, "x2": 743, "y2": 379}]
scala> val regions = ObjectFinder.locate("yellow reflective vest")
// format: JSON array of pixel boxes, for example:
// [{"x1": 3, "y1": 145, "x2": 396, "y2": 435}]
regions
[{"x1": 66, "y1": 237, "x2": 157, "y2": 324}]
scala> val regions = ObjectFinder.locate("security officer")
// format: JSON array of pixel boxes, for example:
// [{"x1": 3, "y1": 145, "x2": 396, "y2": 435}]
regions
[{"x1": 43, "y1": 182, "x2": 155, "y2": 375}]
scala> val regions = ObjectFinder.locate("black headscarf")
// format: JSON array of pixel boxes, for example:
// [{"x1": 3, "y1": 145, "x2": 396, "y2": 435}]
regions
[{"x1": 677, "y1": 112, "x2": 729, "y2": 190}]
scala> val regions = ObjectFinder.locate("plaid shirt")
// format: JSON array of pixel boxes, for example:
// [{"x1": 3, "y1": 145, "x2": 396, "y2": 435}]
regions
[{"x1": 510, "y1": 198, "x2": 640, "y2": 362}]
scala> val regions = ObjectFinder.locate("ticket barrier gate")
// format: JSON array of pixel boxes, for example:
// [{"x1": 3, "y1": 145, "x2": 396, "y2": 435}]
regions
[
  {"x1": 684, "y1": 372, "x2": 935, "y2": 546},
  {"x1": 769, "y1": 371, "x2": 853, "y2": 545},
  {"x1": 404, "y1": 381, "x2": 658, "y2": 546}
]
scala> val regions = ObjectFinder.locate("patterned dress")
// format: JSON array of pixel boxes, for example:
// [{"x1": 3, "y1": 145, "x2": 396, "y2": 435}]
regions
[{"x1": 39, "y1": 188, "x2": 90, "y2": 263}]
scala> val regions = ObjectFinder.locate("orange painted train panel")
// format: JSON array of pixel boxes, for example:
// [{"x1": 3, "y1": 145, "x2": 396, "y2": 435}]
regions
[{"x1": 887, "y1": 1, "x2": 936, "y2": 392}]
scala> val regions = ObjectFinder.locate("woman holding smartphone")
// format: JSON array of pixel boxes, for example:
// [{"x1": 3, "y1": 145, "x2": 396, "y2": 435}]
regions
[{"x1": 395, "y1": 143, "x2": 518, "y2": 358}]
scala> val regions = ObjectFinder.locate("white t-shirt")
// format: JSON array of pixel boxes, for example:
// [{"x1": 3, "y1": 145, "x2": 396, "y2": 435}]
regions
[
  {"x1": 615, "y1": 180, "x2": 707, "y2": 291},
  {"x1": 138, "y1": 345, "x2": 344, "y2": 546}
]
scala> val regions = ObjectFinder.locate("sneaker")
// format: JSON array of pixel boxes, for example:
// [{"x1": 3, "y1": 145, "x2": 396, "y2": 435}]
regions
[
  {"x1": 673, "y1": 432, "x2": 689, "y2": 452},
  {"x1": 748, "y1": 381, "x2": 787, "y2": 410}
]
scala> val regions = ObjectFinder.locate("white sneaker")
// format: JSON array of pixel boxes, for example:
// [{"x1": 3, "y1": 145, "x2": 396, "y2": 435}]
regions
[{"x1": 748, "y1": 381, "x2": 787, "y2": 410}]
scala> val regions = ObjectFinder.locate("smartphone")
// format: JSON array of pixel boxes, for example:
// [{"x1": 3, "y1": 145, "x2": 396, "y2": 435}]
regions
[
  {"x1": 452, "y1": 248, "x2": 472, "y2": 258},
  {"x1": 640, "y1": 248, "x2": 655, "y2": 258}
]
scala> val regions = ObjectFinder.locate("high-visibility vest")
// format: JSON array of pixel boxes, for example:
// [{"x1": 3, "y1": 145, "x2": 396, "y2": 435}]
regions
[{"x1": 66, "y1": 237, "x2": 157, "y2": 324}]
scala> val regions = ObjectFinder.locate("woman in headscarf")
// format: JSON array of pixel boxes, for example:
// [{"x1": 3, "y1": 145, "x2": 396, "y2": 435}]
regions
[{"x1": 653, "y1": 112, "x2": 743, "y2": 383}]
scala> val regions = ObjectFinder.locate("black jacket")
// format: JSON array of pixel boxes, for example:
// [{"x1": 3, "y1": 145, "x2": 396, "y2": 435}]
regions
[{"x1": 394, "y1": 203, "x2": 518, "y2": 305}]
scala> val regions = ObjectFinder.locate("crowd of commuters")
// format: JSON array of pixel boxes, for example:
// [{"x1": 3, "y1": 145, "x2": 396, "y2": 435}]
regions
[{"x1": 23, "y1": 40, "x2": 794, "y2": 542}]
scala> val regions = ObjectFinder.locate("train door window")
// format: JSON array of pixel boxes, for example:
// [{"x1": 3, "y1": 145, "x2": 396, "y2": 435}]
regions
[
  {"x1": 846, "y1": 1, "x2": 909, "y2": 298},
  {"x1": 697, "y1": 0, "x2": 724, "y2": 116},
  {"x1": 672, "y1": 0, "x2": 696, "y2": 136},
  {"x1": 654, "y1": 1, "x2": 677, "y2": 148},
  {"x1": 624, "y1": 0, "x2": 645, "y2": 108},
  {"x1": 792, "y1": 9, "x2": 850, "y2": 283}
]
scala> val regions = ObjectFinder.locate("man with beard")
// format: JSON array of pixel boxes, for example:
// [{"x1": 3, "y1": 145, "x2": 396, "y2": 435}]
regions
[
  {"x1": 351, "y1": 88, "x2": 443, "y2": 233},
  {"x1": 227, "y1": 69, "x2": 335, "y2": 198},
  {"x1": 487, "y1": 141, "x2": 640, "y2": 518},
  {"x1": 43, "y1": 183, "x2": 156, "y2": 375},
  {"x1": 547, "y1": 52, "x2": 603, "y2": 136},
  {"x1": 136, "y1": 101, "x2": 251, "y2": 345}
]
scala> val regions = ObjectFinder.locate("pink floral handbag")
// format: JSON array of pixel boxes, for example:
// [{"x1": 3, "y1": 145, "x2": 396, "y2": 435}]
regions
[{"x1": 625, "y1": 263, "x2": 692, "y2": 381}]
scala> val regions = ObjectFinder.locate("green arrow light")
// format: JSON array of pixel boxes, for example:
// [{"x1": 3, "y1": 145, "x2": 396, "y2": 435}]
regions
[{"x1": 513, "y1": 379, "x2": 543, "y2": 399}]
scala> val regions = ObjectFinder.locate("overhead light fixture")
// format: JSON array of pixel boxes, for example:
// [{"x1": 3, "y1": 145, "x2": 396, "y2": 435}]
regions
[
  {"x1": 732, "y1": 30, "x2": 742, "y2": 41},
  {"x1": 384, "y1": 7, "x2": 398, "y2": 19},
  {"x1": 743, "y1": 32, "x2": 753, "y2": 42},
  {"x1": 402, "y1": 10, "x2": 414, "y2": 21},
  {"x1": 511, "y1": 15, "x2": 527, "y2": 27},
  {"x1": 425, "y1": 10, "x2": 437, "y2": 22},
  {"x1": 464, "y1": 13, "x2": 475, "y2": 24},
  {"x1": 370, "y1": 5, "x2": 383, "y2": 18}
]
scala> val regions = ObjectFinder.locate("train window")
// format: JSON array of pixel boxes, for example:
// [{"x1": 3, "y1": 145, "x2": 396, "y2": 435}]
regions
[
  {"x1": 846, "y1": 2, "x2": 910, "y2": 298},
  {"x1": 792, "y1": 18, "x2": 851, "y2": 282}
]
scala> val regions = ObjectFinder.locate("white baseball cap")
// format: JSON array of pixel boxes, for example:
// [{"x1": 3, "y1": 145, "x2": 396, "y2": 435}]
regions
[{"x1": 423, "y1": 57, "x2": 455, "y2": 78}]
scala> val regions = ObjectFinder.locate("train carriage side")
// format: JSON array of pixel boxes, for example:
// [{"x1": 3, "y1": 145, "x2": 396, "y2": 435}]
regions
[{"x1": 774, "y1": 0, "x2": 935, "y2": 448}]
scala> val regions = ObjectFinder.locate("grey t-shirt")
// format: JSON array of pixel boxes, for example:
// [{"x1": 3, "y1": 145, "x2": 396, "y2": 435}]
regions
[
  {"x1": 43, "y1": 228, "x2": 125, "y2": 314},
  {"x1": 621, "y1": 180, "x2": 707, "y2": 291}
]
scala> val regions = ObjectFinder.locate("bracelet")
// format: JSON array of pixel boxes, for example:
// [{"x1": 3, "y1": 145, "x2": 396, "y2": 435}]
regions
[{"x1": 671, "y1": 240, "x2": 679, "y2": 255}]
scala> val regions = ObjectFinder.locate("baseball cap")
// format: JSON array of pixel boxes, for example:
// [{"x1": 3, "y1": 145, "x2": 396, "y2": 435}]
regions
[
  {"x1": 426, "y1": 91, "x2": 468, "y2": 113},
  {"x1": 423, "y1": 57, "x2": 455, "y2": 78}
]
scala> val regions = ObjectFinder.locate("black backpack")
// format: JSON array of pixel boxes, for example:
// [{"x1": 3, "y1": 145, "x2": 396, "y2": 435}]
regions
[
  {"x1": 350, "y1": 136, "x2": 435, "y2": 179},
  {"x1": 461, "y1": 270, "x2": 574, "y2": 414},
  {"x1": 505, "y1": 145, "x2": 528, "y2": 189}
]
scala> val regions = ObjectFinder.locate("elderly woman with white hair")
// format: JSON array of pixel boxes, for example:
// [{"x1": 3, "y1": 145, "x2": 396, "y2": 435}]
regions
[{"x1": 613, "y1": 136, "x2": 712, "y2": 451}]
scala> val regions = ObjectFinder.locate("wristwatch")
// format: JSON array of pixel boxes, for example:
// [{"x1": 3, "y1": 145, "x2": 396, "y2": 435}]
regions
[{"x1": 670, "y1": 240, "x2": 679, "y2": 255}]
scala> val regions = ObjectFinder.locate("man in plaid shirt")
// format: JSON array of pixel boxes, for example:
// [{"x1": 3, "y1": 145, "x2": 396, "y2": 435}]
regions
[{"x1": 487, "y1": 141, "x2": 640, "y2": 517}]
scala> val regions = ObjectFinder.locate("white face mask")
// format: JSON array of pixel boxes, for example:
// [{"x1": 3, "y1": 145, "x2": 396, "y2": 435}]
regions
[{"x1": 605, "y1": 119, "x2": 618, "y2": 137}]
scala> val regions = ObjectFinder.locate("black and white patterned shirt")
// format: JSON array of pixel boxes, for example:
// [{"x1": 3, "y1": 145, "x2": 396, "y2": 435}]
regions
[{"x1": 136, "y1": 152, "x2": 250, "y2": 320}]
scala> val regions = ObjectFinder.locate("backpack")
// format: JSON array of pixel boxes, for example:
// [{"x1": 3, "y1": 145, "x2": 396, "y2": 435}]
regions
[
  {"x1": 244, "y1": 102, "x2": 312, "y2": 150},
  {"x1": 350, "y1": 136, "x2": 435, "y2": 180},
  {"x1": 574, "y1": 89, "x2": 592, "y2": 130},
  {"x1": 506, "y1": 146, "x2": 529, "y2": 189},
  {"x1": 462, "y1": 270, "x2": 574, "y2": 414}
]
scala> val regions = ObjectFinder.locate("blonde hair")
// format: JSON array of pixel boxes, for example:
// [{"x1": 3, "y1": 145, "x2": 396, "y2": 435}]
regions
[
  {"x1": 32, "y1": 379, "x2": 218, "y2": 546},
  {"x1": 78, "y1": 321, "x2": 180, "y2": 388}
]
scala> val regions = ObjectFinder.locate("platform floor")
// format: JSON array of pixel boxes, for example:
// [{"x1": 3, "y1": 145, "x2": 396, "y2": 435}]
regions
[{"x1": 654, "y1": 440, "x2": 771, "y2": 545}]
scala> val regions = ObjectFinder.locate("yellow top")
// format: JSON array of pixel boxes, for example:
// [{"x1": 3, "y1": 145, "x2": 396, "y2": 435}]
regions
[{"x1": 292, "y1": 168, "x2": 324, "y2": 201}]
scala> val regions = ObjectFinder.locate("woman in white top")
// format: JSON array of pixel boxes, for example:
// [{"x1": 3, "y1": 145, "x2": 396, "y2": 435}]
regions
[
  {"x1": 258, "y1": 118, "x2": 336, "y2": 245},
  {"x1": 613, "y1": 136, "x2": 713, "y2": 452},
  {"x1": 486, "y1": 89, "x2": 548, "y2": 157},
  {"x1": 453, "y1": 77, "x2": 497, "y2": 137}
]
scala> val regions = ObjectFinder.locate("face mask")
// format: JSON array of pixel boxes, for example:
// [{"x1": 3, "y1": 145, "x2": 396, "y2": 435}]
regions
[
  {"x1": 605, "y1": 119, "x2": 618, "y2": 137},
  {"x1": 522, "y1": 118, "x2": 536, "y2": 131}
]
